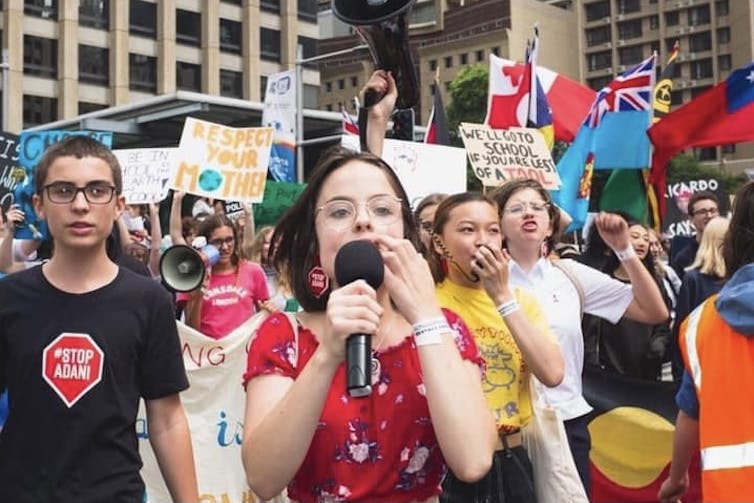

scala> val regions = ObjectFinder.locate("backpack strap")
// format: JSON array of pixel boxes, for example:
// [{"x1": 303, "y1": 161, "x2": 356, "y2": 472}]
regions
[{"x1": 551, "y1": 259, "x2": 585, "y2": 317}]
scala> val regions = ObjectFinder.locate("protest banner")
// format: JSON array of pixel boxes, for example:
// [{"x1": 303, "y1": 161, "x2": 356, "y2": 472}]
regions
[
  {"x1": 13, "y1": 130, "x2": 113, "y2": 240},
  {"x1": 171, "y1": 118, "x2": 274, "y2": 203},
  {"x1": 223, "y1": 200, "x2": 246, "y2": 220},
  {"x1": 0, "y1": 131, "x2": 21, "y2": 212},
  {"x1": 113, "y1": 148, "x2": 176, "y2": 204},
  {"x1": 252, "y1": 181, "x2": 306, "y2": 227},
  {"x1": 138, "y1": 315, "x2": 289, "y2": 503},
  {"x1": 341, "y1": 135, "x2": 467, "y2": 208},
  {"x1": 458, "y1": 123, "x2": 561, "y2": 189},
  {"x1": 662, "y1": 178, "x2": 728, "y2": 238},
  {"x1": 262, "y1": 70, "x2": 297, "y2": 183}
]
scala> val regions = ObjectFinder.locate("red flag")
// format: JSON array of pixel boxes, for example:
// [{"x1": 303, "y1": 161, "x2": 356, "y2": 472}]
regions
[
  {"x1": 648, "y1": 61, "x2": 754, "y2": 215},
  {"x1": 485, "y1": 55, "x2": 595, "y2": 142},
  {"x1": 424, "y1": 85, "x2": 451, "y2": 146}
]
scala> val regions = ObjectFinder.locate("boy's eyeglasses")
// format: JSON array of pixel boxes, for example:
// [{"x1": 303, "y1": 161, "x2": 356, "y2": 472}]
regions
[{"x1": 43, "y1": 182, "x2": 116, "y2": 205}]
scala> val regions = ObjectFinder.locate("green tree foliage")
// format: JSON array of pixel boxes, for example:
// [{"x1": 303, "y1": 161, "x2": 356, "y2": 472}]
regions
[{"x1": 445, "y1": 65, "x2": 489, "y2": 191}]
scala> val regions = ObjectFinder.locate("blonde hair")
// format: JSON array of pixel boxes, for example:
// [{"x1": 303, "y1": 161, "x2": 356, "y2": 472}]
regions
[{"x1": 688, "y1": 216, "x2": 729, "y2": 278}]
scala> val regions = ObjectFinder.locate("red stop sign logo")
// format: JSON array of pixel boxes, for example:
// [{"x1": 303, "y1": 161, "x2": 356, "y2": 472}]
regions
[{"x1": 42, "y1": 333, "x2": 104, "y2": 408}]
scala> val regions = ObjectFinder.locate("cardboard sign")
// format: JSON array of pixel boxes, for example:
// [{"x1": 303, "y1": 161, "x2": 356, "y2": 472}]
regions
[
  {"x1": 13, "y1": 130, "x2": 113, "y2": 240},
  {"x1": 171, "y1": 118, "x2": 274, "y2": 203},
  {"x1": 341, "y1": 135, "x2": 467, "y2": 208},
  {"x1": 662, "y1": 178, "x2": 729, "y2": 238},
  {"x1": 113, "y1": 148, "x2": 176, "y2": 204},
  {"x1": 252, "y1": 181, "x2": 306, "y2": 227},
  {"x1": 458, "y1": 123, "x2": 561, "y2": 189},
  {"x1": 0, "y1": 131, "x2": 22, "y2": 212}
]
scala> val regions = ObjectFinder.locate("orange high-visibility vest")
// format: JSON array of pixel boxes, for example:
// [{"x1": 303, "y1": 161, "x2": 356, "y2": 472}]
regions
[{"x1": 679, "y1": 295, "x2": 754, "y2": 502}]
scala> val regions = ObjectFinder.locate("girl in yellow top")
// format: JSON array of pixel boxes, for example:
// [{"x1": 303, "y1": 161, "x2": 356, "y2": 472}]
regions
[{"x1": 429, "y1": 192, "x2": 564, "y2": 503}]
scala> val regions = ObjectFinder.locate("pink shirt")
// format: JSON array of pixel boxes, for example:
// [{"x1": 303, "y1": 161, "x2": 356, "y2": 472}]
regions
[{"x1": 182, "y1": 261, "x2": 269, "y2": 339}]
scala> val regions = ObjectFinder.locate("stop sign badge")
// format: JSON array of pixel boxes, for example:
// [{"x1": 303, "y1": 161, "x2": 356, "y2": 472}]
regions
[{"x1": 42, "y1": 333, "x2": 105, "y2": 408}]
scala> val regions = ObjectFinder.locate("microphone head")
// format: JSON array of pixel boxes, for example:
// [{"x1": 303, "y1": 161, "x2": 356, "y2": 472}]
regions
[{"x1": 334, "y1": 240, "x2": 384, "y2": 290}]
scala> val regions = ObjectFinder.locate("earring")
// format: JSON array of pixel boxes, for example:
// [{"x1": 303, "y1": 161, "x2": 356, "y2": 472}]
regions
[{"x1": 307, "y1": 255, "x2": 330, "y2": 298}]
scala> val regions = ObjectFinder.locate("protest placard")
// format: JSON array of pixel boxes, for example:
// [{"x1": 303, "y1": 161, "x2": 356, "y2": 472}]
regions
[
  {"x1": 13, "y1": 130, "x2": 113, "y2": 240},
  {"x1": 662, "y1": 178, "x2": 728, "y2": 238},
  {"x1": 252, "y1": 181, "x2": 306, "y2": 227},
  {"x1": 170, "y1": 118, "x2": 274, "y2": 203},
  {"x1": 458, "y1": 123, "x2": 561, "y2": 189},
  {"x1": 341, "y1": 135, "x2": 467, "y2": 208},
  {"x1": 113, "y1": 147, "x2": 176, "y2": 204},
  {"x1": 0, "y1": 131, "x2": 21, "y2": 212}
]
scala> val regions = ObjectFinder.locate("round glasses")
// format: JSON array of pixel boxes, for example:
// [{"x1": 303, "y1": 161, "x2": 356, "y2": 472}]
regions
[
  {"x1": 503, "y1": 201, "x2": 550, "y2": 216},
  {"x1": 316, "y1": 196, "x2": 403, "y2": 231},
  {"x1": 43, "y1": 182, "x2": 117, "y2": 205}
]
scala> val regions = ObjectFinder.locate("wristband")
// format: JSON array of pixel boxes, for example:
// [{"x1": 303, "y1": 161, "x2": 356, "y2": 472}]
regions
[
  {"x1": 614, "y1": 244, "x2": 637, "y2": 262},
  {"x1": 412, "y1": 317, "x2": 449, "y2": 347},
  {"x1": 497, "y1": 299, "x2": 520, "y2": 318}
]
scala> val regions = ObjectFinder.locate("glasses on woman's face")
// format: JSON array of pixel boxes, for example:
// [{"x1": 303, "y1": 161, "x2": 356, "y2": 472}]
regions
[
  {"x1": 209, "y1": 236, "x2": 235, "y2": 248},
  {"x1": 503, "y1": 201, "x2": 550, "y2": 216},
  {"x1": 43, "y1": 181, "x2": 116, "y2": 204},
  {"x1": 316, "y1": 195, "x2": 403, "y2": 232}
]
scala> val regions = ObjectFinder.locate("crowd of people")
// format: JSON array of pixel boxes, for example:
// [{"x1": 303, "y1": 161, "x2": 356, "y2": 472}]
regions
[{"x1": 0, "y1": 73, "x2": 752, "y2": 503}]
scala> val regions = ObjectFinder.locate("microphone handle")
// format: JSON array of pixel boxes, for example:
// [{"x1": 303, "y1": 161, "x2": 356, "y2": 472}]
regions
[{"x1": 346, "y1": 333, "x2": 372, "y2": 398}]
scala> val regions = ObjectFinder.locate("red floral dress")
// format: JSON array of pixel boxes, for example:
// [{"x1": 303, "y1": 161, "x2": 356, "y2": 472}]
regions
[{"x1": 243, "y1": 309, "x2": 483, "y2": 503}]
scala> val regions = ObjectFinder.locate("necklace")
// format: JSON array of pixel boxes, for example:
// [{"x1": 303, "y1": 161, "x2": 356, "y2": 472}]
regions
[{"x1": 371, "y1": 316, "x2": 396, "y2": 386}]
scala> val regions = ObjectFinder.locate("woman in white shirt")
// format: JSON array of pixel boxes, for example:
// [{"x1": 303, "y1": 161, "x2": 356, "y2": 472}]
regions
[{"x1": 491, "y1": 179, "x2": 668, "y2": 496}]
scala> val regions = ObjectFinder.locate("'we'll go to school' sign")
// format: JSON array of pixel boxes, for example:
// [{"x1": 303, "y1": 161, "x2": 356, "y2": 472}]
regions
[{"x1": 170, "y1": 118, "x2": 274, "y2": 203}]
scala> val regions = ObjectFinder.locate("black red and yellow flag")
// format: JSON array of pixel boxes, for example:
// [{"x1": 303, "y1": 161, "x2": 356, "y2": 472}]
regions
[
  {"x1": 584, "y1": 366, "x2": 701, "y2": 502},
  {"x1": 647, "y1": 42, "x2": 681, "y2": 231}
]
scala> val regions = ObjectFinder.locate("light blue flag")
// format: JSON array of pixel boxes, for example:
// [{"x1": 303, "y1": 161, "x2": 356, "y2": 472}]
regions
[{"x1": 550, "y1": 126, "x2": 593, "y2": 231}]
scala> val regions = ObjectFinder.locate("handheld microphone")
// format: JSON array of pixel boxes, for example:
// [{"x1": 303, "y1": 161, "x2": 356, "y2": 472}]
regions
[{"x1": 334, "y1": 240, "x2": 385, "y2": 398}]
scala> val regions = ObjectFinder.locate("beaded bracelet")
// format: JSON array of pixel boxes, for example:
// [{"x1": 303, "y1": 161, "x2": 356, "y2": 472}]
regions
[
  {"x1": 497, "y1": 299, "x2": 520, "y2": 318},
  {"x1": 412, "y1": 317, "x2": 449, "y2": 347},
  {"x1": 614, "y1": 244, "x2": 637, "y2": 262}
]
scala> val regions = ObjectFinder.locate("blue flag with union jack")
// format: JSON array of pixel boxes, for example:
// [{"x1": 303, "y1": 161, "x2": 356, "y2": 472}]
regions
[{"x1": 551, "y1": 54, "x2": 656, "y2": 230}]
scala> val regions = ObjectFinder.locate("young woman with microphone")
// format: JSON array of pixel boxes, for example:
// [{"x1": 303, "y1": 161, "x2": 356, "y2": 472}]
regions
[{"x1": 241, "y1": 147, "x2": 496, "y2": 503}]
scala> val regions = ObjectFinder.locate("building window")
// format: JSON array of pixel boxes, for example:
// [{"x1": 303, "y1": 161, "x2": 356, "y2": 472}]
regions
[
  {"x1": 586, "y1": 26, "x2": 610, "y2": 47},
  {"x1": 696, "y1": 147, "x2": 716, "y2": 161},
  {"x1": 23, "y1": 35, "x2": 57, "y2": 79},
  {"x1": 585, "y1": 1, "x2": 609, "y2": 22},
  {"x1": 430, "y1": 83, "x2": 437, "y2": 96},
  {"x1": 690, "y1": 58, "x2": 713, "y2": 79},
  {"x1": 303, "y1": 84, "x2": 318, "y2": 108},
  {"x1": 429, "y1": 60, "x2": 437, "y2": 71},
  {"x1": 411, "y1": 0, "x2": 436, "y2": 25},
  {"x1": 176, "y1": 62, "x2": 201, "y2": 91},
  {"x1": 618, "y1": 20, "x2": 642, "y2": 40},
  {"x1": 260, "y1": 28, "x2": 281, "y2": 62},
  {"x1": 298, "y1": 36, "x2": 318, "y2": 68},
  {"x1": 689, "y1": 32, "x2": 712, "y2": 53},
  {"x1": 260, "y1": 0, "x2": 280, "y2": 13},
  {"x1": 648, "y1": 15, "x2": 659, "y2": 30},
  {"x1": 671, "y1": 90, "x2": 683, "y2": 106},
  {"x1": 23, "y1": 95, "x2": 57, "y2": 127},
  {"x1": 260, "y1": 76, "x2": 268, "y2": 99},
  {"x1": 222, "y1": 0, "x2": 242, "y2": 4},
  {"x1": 588, "y1": 50, "x2": 611, "y2": 71},
  {"x1": 79, "y1": 45, "x2": 109, "y2": 86},
  {"x1": 79, "y1": 101, "x2": 107, "y2": 114},
  {"x1": 130, "y1": 1, "x2": 157, "y2": 39},
  {"x1": 618, "y1": 45, "x2": 644, "y2": 66},
  {"x1": 717, "y1": 27, "x2": 730, "y2": 44},
  {"x1": 298, "y1": 0, "x2": 317, "y2": 22},
  {"x1": 129, "y1": 53, "x2": 157, "y2": 92},
  {"x1": 176, "y1": 9, "x2": 201, "y2": 47},
  {"x1": 491, "y1": 47, "x2": 500, "y2": 56},
  {"x1": 220, "y1": 19, "x2": 242, "y2": 54},
  {"x1": 220, "y1": 69, "x2": 243, "y2": 99},
  {"x1": 338, "y1": 79, "x2": 344, "y2": 90},
  {"x1": 715, "y1": 0, "x2": 729, "y2": 17},
  {"x1": 665, "y1": 11, "x2": 679, "y2": 26},
  {"x1": 325, "y1": 104, "x2": 333, "y2": 111},
  {"x1": 351, "y1": 76, "x2": 358, "y2": 87},
  {"x1": 688, "y1": 5, "x2": 710, "y2": 26},
  {"x1": 325, "y1": 82, "x2": 332, "y2": 92},
  {"x1": 722, "y1": 144, "x2": 736, "y2": 154},
  {"x1": 25, "y1": 0, "x2": 57, "y2": 19},
  {"x1": 460, "y1": 53, "x2": 468, "y2": 65},
  {"x1": 718, "y1": 54, "x2": 731, "y2": 72},
  {"x1": 617, "y1": 0, "x2": 640, "y2": 14},
  {"x1": 476, "y1": 50, "x2": 484, "y2": 62},
  {"x1": 444, "y1": 56, "x2": 452, "y2": 68},
  {"x1": 80, "y1": 0, "x2": 109, "y2": 30},
  {"x1": 587, "y1": 75, "x2": 611, "y2": 91}
]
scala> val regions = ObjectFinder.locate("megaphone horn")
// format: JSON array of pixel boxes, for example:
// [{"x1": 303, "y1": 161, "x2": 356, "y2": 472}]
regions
[
  {"x1": 159, "y1": 244, "x2": 219, "y2": 293},
  {"x1": 332, "y1": 0, "x2": 419, "y2": 110}
]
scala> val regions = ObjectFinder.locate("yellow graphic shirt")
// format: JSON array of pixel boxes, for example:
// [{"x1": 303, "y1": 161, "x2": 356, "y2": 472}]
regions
[{"x1": 436, "y1": 280, "x2": 553, "y2": 430}]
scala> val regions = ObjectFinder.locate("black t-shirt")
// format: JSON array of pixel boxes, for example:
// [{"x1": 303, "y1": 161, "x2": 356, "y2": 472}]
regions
[{"x1": 0, "y1": 266, "x2": 189, "y2": 503}]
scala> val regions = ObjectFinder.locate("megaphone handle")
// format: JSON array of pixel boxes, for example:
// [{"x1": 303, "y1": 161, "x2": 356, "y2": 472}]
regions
[{"x1": 363, "y1": 89, "x2": 383, "y2": 108}]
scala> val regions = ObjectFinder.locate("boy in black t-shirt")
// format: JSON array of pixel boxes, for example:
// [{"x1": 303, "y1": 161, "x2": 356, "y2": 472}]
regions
[{"x1": 0, "y1": 137, "x2": 198, "y2": 502}]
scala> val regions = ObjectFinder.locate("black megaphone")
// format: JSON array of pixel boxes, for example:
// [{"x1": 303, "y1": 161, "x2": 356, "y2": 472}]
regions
[
  {"x1": 332, "y1": 0, "x2": 419, "y2": 110},
  {"x1": 159, "y1": 243, "x2": 219, "y2": 292}
]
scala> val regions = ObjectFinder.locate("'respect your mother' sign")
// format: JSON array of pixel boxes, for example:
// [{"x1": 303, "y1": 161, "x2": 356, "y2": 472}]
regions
[
  {"x1": 170, "y1": 118, "x2": 274, "y2": 203},
  {"x1": 459, "y1": 123, "x2": 561, "y2": 189}
]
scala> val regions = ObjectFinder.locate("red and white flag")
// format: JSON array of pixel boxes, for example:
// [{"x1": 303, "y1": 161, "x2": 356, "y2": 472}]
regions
[
  {"x1": 341, "y1": 107, "x2": 360, "y2": 136},
  {"x1": 485, "y1": 55, "x2": 596, "y2": 142}
]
